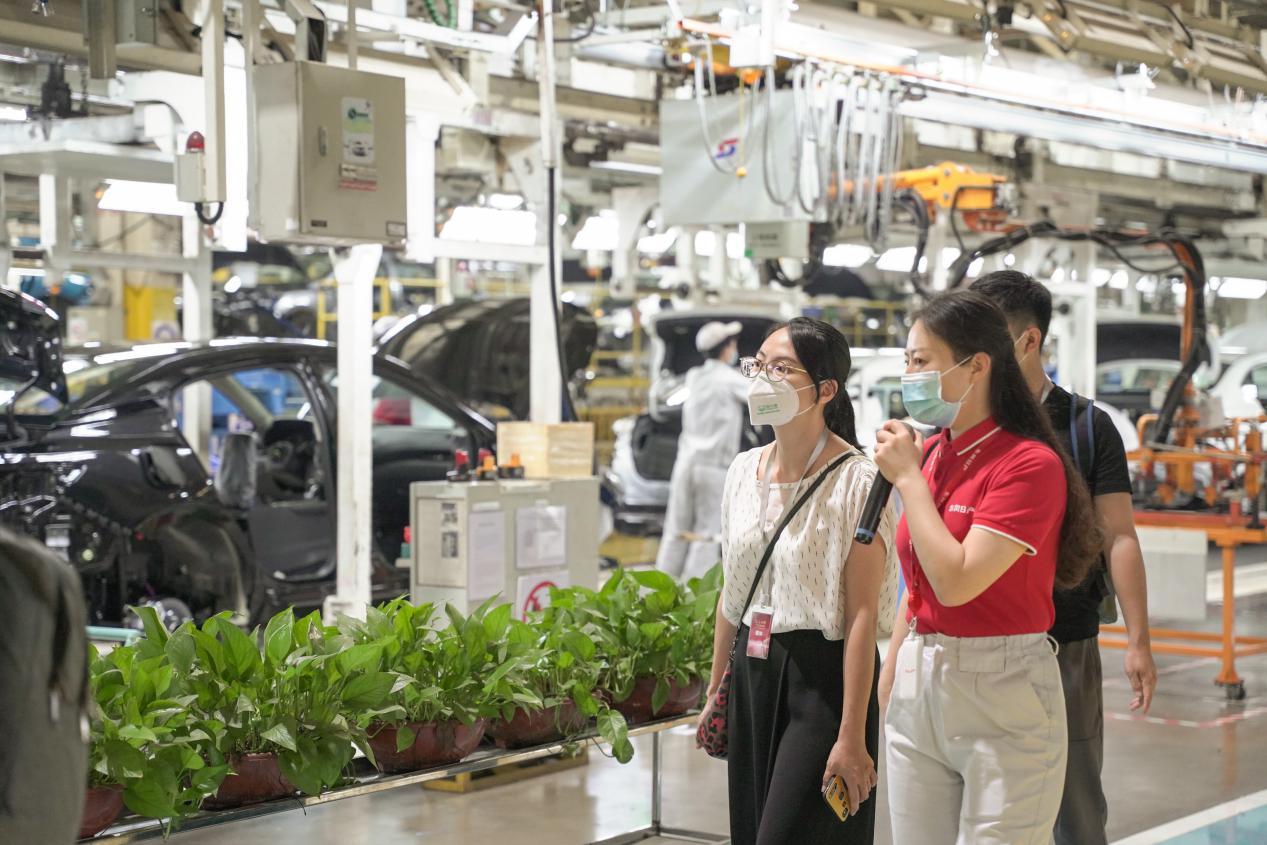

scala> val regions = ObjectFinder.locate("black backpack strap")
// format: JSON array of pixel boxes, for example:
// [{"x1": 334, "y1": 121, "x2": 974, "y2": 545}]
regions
[
  {"x1": 1069, "y1": 391, "x2": 1096, "y2": 482},
  {"x1": 729, "y1": 451, "x2": 859, "y2": 658}
]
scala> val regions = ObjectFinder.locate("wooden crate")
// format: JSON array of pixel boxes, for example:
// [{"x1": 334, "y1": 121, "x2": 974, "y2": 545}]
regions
[
  {"x1": 421, "y1": 748, "x2": 589, "y2": 794},
  {"x1": 497, "y1": 422, "x2": 595, "y2": 479}
]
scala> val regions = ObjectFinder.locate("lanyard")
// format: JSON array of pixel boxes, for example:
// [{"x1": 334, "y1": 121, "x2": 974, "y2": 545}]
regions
[
  {"x1": 755, "y1": 428, "x2": 829, "y2": 605},
  {"x1": 906, "y1": 426, "x2": 1000, "y2": 619}
]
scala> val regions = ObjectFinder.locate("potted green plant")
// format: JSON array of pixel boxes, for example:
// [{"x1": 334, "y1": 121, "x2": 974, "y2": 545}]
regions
[
  {"x1": 82, "y1": 609, "x2": 229, "y2": 837},
  {"x1": 172, "y1": 608, "x2": 392, "y2": 807},
  {"x1": 556, "y1": 567, "x2": 720, "y2": 725},
  {"x1": 339, "y1": 599, "x2": 514, "y2": 773}
]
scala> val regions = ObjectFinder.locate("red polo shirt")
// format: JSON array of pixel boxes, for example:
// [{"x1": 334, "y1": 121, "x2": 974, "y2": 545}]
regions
[{"x1": 896, "y1": 417, "x2": 1068, "y2": 637}]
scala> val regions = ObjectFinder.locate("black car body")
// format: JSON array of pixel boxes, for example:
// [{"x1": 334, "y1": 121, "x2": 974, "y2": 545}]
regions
[
  {"x1": 1, "y1": 305, "x2": 495, "y2": 626},
  {"x1": 379, "y1": 298, "x2": 597, "y2": 421}
]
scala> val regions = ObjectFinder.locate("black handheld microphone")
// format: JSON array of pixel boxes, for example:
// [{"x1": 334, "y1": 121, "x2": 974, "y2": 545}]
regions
[{"x1": 854, "y1": 421, "x2": 914, "y2": 545}]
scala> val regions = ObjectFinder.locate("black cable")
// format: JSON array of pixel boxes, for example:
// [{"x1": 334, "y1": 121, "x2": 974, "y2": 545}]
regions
[
  {"x1": 895, "y1": 189, "x2": 933, "y2": 299},
  {"x1": 945, "y1": 222, "x2": 1208, "y2": 446},
  {"x1": 528, "y1": 0, "x2": 597, "y2": 43},
  {"x1": 195, "y1": 201, "x2": 225, "y2": 226},
  {"x1": 546, "y1": 166, "x2": 578, "y2": 423},
  {"x1": 1054, "y1": 0, "x2": 1068, "y2": 17},
  {"x1": 1141, "y1": 0, "x2": 1195, "y2": 49}
]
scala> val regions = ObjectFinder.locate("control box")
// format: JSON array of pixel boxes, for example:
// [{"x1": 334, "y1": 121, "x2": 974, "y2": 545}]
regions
[
  {"x1": 409, "y1": 477, "x2": 601, "y2": 617},
  {"x1": 251, "y1": 62, "x2": 408, "y2": 246}
]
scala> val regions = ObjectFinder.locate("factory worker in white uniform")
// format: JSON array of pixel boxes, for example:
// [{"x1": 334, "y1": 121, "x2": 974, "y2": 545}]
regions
[{"x1": 657, "y1": 321, "x2": 752, "y2": 581}]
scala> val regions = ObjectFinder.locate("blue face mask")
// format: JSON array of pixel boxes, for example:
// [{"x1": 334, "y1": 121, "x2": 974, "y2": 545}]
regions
[{"x1": 901, "y1": 356, "x2": 974, "y2": 429}]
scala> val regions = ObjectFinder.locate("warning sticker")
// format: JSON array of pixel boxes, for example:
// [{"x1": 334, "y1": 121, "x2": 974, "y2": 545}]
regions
[{"x1": 341, "y1": 97, "x2": 375, "y2": 166}]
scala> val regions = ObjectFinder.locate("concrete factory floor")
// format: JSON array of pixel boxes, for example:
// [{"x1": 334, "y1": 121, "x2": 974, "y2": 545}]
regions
[{"x1": 168, "y1": 546, "x2": 1267, "y2": 845}]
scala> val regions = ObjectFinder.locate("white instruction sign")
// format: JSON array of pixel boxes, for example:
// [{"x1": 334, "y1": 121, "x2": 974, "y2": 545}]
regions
[
  {"x1": 516, "y1": 504, "x2": 567, "y2": 571},
  {"x1": 468, "y1": 508, "x2": 506, "y2": 602},
  {"x1": 341, "y1": 97, "x2": 375, "y2": 164}
]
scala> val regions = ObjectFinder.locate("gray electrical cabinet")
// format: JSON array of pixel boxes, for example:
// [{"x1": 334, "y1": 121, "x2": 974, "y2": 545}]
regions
[
  {"x1": 251, "y1": 62, "x2": 408, "y2": 246},
  {"x1": 660, "y1": 90, "x2": 825, "y2": 226}
]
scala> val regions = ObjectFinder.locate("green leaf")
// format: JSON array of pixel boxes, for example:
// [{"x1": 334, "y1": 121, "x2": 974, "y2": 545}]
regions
[
  {"x1": 118, "y1": 725, "x2": 160, "y2": 745},
  {"x1": 129, "y1": 605, "x2": 171, "y2": 646},
  {"x1": 395, "y1": 725, "x2": 417, "y2": 753},
  {"x1": 264, "y1": 610, "x2": 295, "y2": 667},
  {"x1": 651, "y1": 677, "x2": 670, "y2": 716},
  {"x1": 338, "y1": 643, "x2": 383, "y2": 676},
  {"x1": 341, "y1": 672, "x2": 395, "y2": 709},
  {"x1": 261, "y1": 722, "x2": 299, "y2": 753},
  {"x1": 629, "y1": 569, "x2": 677, "y2": 594},
  {"x1": 165, "y1": 630, "x2": 196, "y2": 676},
  {"x1": 122, "y1": 761, "x2": 178, "y2": 819},
  {"x1": 562, "y1": 631, "x2": 596, "y2": 661}
]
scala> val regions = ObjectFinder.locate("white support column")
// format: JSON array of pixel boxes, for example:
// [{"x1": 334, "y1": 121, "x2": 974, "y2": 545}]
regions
[
  {"x1": 39, "y1": 173, "x2": 72, "y2": 290},
  {"x1": 1073, "y1": 240, "x2": 1097, "y2": 398},
  {"x1": 531, "y1": 0, "x2": 564, "y2": 424},
  {"x1": 200, "y1": 0, "x2": 227, "y2": 203},
  {"x1": 708, "y1": 225, "x2": 726, "y2": 290},
  {"x1": 928, "y1": 212, "x2": 951, "y2": 290},
  {"x1": 326, "y1": 243, "x2": 383, "y2": 623},
  {"x1": 181, "y1": 214, "x2": 213, "y2": 458},
  {"x1": 611, "y1": 185, "x2": 657, "y2": 300},
  {"x1": 404, "y1": 114, "x2": 439, "y2": 265}
]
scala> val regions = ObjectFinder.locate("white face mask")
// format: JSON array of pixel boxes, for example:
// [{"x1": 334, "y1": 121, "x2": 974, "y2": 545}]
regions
[{"x1": 747, "y1": 376, "x2": 815, "y2": 427}]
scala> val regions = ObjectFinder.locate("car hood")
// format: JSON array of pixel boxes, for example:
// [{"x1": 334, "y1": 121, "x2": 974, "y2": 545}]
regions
[
  {"x1": 0, "y1": 289, "x2": 67, "y2": 405},
  {"x1": 377, "y1": 298, "x2": 597, "y2": 420}
]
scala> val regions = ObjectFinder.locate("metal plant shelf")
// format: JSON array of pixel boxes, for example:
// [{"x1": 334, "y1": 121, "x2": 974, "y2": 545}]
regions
[{"x1": 87, "y1": 712, "x2": 728, "y2": 844}]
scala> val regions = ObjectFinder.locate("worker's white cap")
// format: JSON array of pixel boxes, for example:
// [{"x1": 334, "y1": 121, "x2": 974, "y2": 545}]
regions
[{"x1": 696, "y1": 321, "x2": 743, "y2": 353}]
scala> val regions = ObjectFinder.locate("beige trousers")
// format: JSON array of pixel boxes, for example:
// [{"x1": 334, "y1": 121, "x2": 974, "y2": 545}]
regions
[{"x1": 885, "y1": 632, "x2": 1068, "y2": 845}]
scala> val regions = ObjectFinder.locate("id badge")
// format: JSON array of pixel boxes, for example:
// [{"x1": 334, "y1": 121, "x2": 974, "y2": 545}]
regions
[
  {"x1": 746, "y1": 605, "x2": 774, "y2": 660},
  {"x1": 895, "y1": 637, "x2": 921, "y2": 701}
]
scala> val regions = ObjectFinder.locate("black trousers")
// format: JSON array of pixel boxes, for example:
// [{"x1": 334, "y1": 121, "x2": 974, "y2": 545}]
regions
[
  {"x1": 1053, "y1": 636, "x2": 1108, "y2": 845},
  {"x1": 728, "y1": 626, "x2": 881, "y2": 845}
]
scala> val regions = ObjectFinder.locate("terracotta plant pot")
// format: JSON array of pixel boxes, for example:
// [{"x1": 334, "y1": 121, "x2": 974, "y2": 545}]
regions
[
  {"x1": 203, "y1": 752, "x2": 297, "y2": 809},
  {"x1": 79, "y1": 784, "x2": 125, "y2": 839},
  {"x1": 486, "y1": 701, "x2": 587, "y2": 749},
  {"x1": 612, "y1": 676, "x2": 705, "y2": 725},
  {"x1": 367, "y1": 719, "x2": 487, "y2": 773}
]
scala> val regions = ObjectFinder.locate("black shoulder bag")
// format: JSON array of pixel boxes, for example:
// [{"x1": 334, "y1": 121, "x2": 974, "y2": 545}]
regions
[{"x1": 697, "y1": 452, "x2": 858, "y2": 759}]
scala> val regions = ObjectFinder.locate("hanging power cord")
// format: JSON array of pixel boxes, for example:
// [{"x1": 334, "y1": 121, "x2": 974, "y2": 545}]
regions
[
  {"x1": 693, "y1": 38, "x2": 753, "y2": 176},
  {"x1": 763, "y1": 64, "x2": 800, "y2": 207},
  {"x1": 195, "y1": 201, "x2": 225, "y2": 226},
  {"x1": 871, "y1": 79, "x2": 904, "y2": 250}
]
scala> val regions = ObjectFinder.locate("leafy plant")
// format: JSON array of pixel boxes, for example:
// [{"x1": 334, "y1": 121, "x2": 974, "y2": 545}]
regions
[
  {"x1": 338, "y1": 599, "x2": 536, "y2": 747},
  {"x1": 546, "y1": 566, "x2": 722, "y2": 715},
  {"x1": 87, "y1": 609, "x2": 228, "y2": 831},
  {"x1": 170, "y1": 607, "x2": 394, "y2": 796}
]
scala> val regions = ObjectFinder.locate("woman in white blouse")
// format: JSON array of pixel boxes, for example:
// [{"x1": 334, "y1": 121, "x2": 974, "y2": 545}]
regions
[{"x1": 698, "y1": 318, "x2": 899, "y2": 845}]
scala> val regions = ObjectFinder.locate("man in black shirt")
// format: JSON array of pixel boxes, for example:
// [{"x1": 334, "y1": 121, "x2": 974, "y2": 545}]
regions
[{"x1": 972, "y1": 271, "x2": 1157, "y2": 845}]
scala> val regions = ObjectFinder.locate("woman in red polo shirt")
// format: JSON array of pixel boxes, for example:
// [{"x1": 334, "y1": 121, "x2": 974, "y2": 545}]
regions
[{"x1": 873, "y1": 291, "x2": 1101, "y2": 845}]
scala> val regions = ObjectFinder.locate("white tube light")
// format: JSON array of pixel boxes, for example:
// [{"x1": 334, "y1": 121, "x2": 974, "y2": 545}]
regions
[
  {"x1": 571, "y1": 214, "x2": 619, "y2": 252},
  {"x1": 98, "y1": 180, "x2": 186, "y2": 216},
  {"x1": 876, "y1": 246, "x2": 917, "y2": 272},
  {"x1": 694, "y1": 231, "x2": 717, "y2": 257},
  {"x1": 0, "y1": 105, "x2": 26, "y2": 122},
  {"x1": 822, "y1": 244, "x2": 874, "y2": 268},
  {"x1": 1109, "y1": 270, "x2": 1129, "y2": 290},
  {"x1": 440, "y1": 206, "x2": 537, "y2": 246},
  {"x1": 487, "y1": 193, "x2": 524, "y2": 210},
  {"x1": 1091, "y1": 268, "x2": 1112, "y2": 287},
  {"x1": 1215, "y1": 277, "x2": 1267, "y2": 300},
  {"x1": 638, "y1": 228, "x2": 678, "y2": 254}
]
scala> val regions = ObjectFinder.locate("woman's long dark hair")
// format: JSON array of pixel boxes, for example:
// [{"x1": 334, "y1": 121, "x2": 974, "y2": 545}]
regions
[
  {"x1": 914, "y1": 291, "x2": 1101, "y2": 590},
  {"x1": 767, "y1": 317, "x2": 861, "y2": 449}
]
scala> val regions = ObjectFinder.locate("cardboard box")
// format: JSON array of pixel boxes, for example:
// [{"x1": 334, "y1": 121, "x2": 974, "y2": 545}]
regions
[{"x1": 497, "y1": 422, "x2": 595, "y2": 479}]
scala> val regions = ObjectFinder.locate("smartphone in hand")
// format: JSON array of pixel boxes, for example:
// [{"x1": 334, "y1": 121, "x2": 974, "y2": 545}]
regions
[{"x1": 823, "y1": 774, "x2": 851, "y2": 822}]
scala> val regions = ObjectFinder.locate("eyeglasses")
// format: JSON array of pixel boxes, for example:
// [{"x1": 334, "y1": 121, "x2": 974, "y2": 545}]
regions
[{"x1": 739, "y1": 357, "x2": 809, "y2": 383}]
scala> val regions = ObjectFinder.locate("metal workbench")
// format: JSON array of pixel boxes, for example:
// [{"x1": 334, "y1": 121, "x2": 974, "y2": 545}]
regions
[{"x1": 88, "y1": 713, "x2": 729, "y2": 845}]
